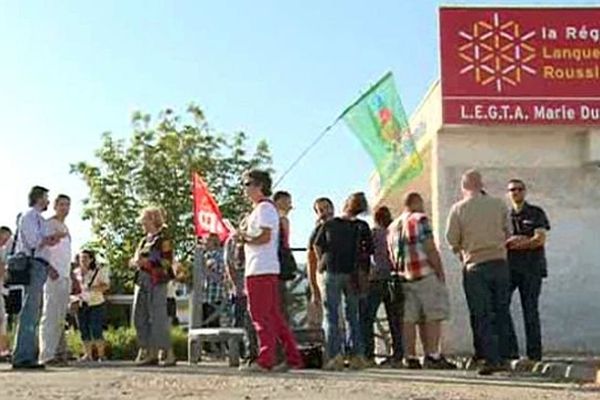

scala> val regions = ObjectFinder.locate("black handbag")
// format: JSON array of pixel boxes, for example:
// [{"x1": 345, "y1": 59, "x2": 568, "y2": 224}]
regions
[
  {"x1": 6, "y1": 254, "x2": 33, "y2": 286},
  {"x1": 6, "y1": 214, "x2": 33, "y2": 286}
]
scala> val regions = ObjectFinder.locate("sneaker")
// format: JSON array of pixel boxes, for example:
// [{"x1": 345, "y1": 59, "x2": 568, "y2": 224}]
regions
[
  {"x1": 159, "y1": 349, "x2": 177, "y2": 367},
  {"x1": 403, "y1": 357, "x2": 422, "y2": 369},
  {"x1": 423, "y1": 355, "x2": 457, "y2": 370},
  {"x1": 272, "y1": 362, "x2": 290, "y2": 373},
  {"x1": 348, "y1": 356, "x2": 369, "y2": 370},
  {"x1": 44, "y1": 358, "x2": 69, "y2": 367},
  {"x1": 465, "y1": 356, "x2": 485, "y2": 370},
  {"x1": 477, "y1": 362, "x2": 509, "y2": 376},
  {"x1": 323, "y1": 355, "x2": 345, "y2": 371},
  {"x1": 135, "y1": 349, "x2": 159, "y2": 366},
  {"x1": 12, "y1": 362, "x2": 45, "y2": 370},
  {"x1": 239, "y1": 361, "x2": 270, "y2": 373}
]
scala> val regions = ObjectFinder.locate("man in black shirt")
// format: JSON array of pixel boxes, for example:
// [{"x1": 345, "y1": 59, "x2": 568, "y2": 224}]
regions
[
  {"x1": 505, "y1": 179, "x2": 550, "y2": 361},
  {"x1": 314, "y1": 192, "x2": 373, "y2": 370},
  {"x1": 307, "y1": 197, "x2": 334, "y2": 308}
]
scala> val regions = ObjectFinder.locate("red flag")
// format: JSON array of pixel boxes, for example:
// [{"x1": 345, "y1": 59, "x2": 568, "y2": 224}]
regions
[{"x1": 192, "y1": 173, "x2": 230, "y2": 243}]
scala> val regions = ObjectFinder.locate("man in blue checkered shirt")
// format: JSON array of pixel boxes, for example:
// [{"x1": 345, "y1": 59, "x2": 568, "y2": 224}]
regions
[{"x1": 203, "y1": 234, "x2": 226, "y2": 332}]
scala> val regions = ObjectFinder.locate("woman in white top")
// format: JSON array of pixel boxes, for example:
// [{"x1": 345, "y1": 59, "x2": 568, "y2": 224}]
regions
[{"x1": 75, "y1": 249, "x2": 110, "y2": 361}]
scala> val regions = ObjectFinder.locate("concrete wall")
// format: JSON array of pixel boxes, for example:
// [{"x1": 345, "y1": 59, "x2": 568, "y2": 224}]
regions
[{"x1": 436, "y1": 127, "x2": 600, "y2": 354}]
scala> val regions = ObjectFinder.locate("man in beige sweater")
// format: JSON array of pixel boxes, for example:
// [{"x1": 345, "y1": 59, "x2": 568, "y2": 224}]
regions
[{"x1": 445, "y1": 170, "x2": 512, "y2": 375}]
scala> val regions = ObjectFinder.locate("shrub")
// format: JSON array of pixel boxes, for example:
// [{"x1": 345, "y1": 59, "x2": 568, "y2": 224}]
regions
[{"x1": 66, "y1": 326, "x2": 188, "y2": 360}]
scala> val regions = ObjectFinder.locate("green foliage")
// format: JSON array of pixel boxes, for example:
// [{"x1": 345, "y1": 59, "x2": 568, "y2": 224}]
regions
[
  {"x1": 71, "y1": 105, "x2": 272, "y2": 293},
  {"x1": 65, "y1": 328, "x2": 84, "y2": 357},
  {"x1": 66, "y1": 326, "x2": 189, "y2": 360},
  {"x1": 103, "y1": 326, "x2": 139, "y2": 360}
]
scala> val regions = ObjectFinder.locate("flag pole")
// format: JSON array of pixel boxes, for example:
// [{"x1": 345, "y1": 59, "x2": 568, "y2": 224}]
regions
[{"x1": 273, "y1": 71, "x2": 392, "y2": 188}]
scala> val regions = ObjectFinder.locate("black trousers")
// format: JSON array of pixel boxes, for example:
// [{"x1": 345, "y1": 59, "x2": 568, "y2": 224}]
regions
[
  {"x1": 463, "y1": 260, "x2": 512, "y2": 365},
  {"x1": 506, "y1": 270, "x2": 543, "y2": 361},
  {"x1": 359, "y1": 278, "x2": 404, "y2": 361}
]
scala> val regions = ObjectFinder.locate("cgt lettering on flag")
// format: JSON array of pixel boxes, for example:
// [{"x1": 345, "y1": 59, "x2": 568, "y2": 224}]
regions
[{"x1": 192, "y1": 173, "x2": 231, "y2": 243}]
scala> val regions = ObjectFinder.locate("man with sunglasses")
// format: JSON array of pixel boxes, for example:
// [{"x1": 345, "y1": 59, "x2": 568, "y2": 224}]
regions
[{"x1": 505, "y1": 179, "x2": 550, "y2": 362}]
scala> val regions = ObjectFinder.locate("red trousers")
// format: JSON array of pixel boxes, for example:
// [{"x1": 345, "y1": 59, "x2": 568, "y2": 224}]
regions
[{"x1": 246, "y1": 274, "x2": 302, "y2": 369}]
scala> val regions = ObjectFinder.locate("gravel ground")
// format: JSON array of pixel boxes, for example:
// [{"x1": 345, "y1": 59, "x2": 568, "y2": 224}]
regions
[{"x1": 0, "y1": 362, "x2": 597, "y2": 400}]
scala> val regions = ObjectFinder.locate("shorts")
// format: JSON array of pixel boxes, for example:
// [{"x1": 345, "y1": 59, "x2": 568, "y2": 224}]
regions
[{"x1": 402, "y1": 274, "x2": 450, "y2": 323}]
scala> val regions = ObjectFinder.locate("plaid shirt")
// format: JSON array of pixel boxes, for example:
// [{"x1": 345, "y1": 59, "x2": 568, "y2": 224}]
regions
[
  {"x1": 388, "y1": 211, "x2": 434, "y2": 281},
  {"x1": 204, "y1": 249, "x2": 226, "y2": 305}
]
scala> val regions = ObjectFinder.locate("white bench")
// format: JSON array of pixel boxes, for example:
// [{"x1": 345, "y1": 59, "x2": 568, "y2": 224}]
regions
[{"x1": 188, "y1": 327, "x2": 246, "y2": 367}]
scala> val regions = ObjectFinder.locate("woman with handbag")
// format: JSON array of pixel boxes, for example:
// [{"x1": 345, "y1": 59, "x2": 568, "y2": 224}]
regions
[
  {"x1": 75, "y1": 249, "x2": 110, "y2": 362},
  {"x1": 130, "y1": 206, "x2": 176, "y2": 367}
]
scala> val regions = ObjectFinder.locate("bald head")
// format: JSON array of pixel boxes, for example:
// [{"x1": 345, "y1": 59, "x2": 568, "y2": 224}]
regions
[{"x1": 461, "y1": 169, "x2": 483, "y2": 192}]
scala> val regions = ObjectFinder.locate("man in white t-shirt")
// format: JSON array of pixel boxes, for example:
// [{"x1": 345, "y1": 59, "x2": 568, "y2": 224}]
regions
[
  {"x1": 238, "y1": 170, "x2": 302, "y2": 372},
  {"x1": 39, "y1": 195, "x2": 72, "y2": 365}
]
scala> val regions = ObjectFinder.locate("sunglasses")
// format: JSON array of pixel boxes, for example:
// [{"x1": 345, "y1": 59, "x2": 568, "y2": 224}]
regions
[{"x1": 508, "y1": 187, "x2": 525, "y2": 192}]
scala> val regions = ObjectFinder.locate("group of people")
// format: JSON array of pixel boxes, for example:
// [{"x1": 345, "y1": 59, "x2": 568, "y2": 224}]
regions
[
  {"x1": 0, "y1": 167, "x2": 549, "y2": 376},
  {"x1": 0, "y1": 186, "x2": 184, "y2": 369},
  {"x1": 209, "y1": 168, "x2": 549, "y2": 376},
  {"x1": 300, "y1": 169, "x2": 549, "y2": 375},
  {"x1": 0, "y1": 187, "x2": 111, "y2": 369}
]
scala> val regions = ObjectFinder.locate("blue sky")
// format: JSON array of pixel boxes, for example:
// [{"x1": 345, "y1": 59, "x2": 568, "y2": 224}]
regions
[{"x1": 0, "y1": 0, "x2": 593, "y2": 256}]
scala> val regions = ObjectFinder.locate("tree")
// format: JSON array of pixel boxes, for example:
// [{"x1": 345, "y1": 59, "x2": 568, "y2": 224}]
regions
[{"x1": 71, "y1": 105, "x2": 272, "y2": 293}]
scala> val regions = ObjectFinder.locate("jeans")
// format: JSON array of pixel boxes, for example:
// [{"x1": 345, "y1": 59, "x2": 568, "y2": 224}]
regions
[
  {"x1": 233, "y1": 294, "x2": 258, "y2": 359},
  {"x1": 360, "y1": 278, "x2": 403, "y2": 360},
  {"x1": 324, "y1": 272, "x2": 363, "y2": 359},
  {"x1": 463, "y1": 259, "x2": 512, "y2": 365},
  {"x1": 12, "y1": 259, "x2": 48, "y2": 366},
  {"x1": 78, "y1": 303, "x2": 106, "y2": 342},
  {"x1": 246, "y1": 274, "x2": 302, "y2": 369},
  {"x1": 506, "y1": 270, "x2": 543, "y2": 360}
]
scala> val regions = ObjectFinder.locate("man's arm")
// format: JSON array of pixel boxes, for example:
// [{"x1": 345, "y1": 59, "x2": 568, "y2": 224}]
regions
[
  {"x1": 424, "y1": 238, "x2": 445, "y2": 281},
  {"x1": 307, "y1": 246, "x2": 320, "y2": 303},
  {"x1": 507, "y1": 208, "x2": 549, "y2": 250},
  {"x1": 445, "y1": 207, "x2": 462, "y2": 256},
  {"x1": 223, "y1": 239, "x2": 238, "y2": 292},
  {"x1": 20, "y1": 213, "x2": 44, "y2": 251}
]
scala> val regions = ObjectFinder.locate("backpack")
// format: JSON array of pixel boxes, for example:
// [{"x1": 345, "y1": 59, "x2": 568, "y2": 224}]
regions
[{"x1": 258, "y1": 199, "x2": 298, "y2": 281}]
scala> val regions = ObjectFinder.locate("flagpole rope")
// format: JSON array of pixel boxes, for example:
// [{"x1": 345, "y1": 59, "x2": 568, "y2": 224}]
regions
[
  {"x1": 273, "y1": 71, "x2": 392, "y2": 189},
  {"x1": 273, "y1": 116, "x2": 343, "y2": 188}
]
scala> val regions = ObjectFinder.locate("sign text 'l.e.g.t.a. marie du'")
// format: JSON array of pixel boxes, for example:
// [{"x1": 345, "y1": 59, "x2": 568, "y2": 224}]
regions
[{"x1": 439, "y1": 7, "x2": 600, "y2": 125}]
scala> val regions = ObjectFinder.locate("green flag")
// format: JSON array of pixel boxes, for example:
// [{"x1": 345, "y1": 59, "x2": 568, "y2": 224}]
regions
[{"x1": 342, "y1": 72, "x2": 423, "y2": 192}]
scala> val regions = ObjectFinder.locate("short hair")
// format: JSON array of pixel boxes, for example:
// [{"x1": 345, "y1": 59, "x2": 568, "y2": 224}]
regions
[
  {"x1": 403, "y1": 192, "x2": 423, "y2": 208},
  {"x1": 461, "y1": 169, "x2": 483, "y2": 191},
  {"x1": 80, "y1": 249, "x2": 97, "y2": 270},
  {"x1": 244, "y1": 170, "x2": 273, "y2": 197},
  {"x1": 344, "y1": 192, "x2": 368, "y2": 216},
  {"x1": 28, "y1": 186, "x2": 49, "y2": 207},
  {"x1": 55, "y1": 194, "x2": 71, "y2": 204},
  {"x1": 374, "y1": 206, "x2": 392, "y2": 228},
  {"x1": 508, "y1": 179, "x2": 526, "y2": 189},
  {"x1": 313, "y1": 197, "x2": 334, "y2": 213},
  {"x1": 0, "y1": 226, "x2": 12, "y2": 235},
  {"x1": 273, "y1": 191, "x2": 291, "y2": 202},
  {"x1": 140, "y1": 206, "x2": 166, "y2": 230}
]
